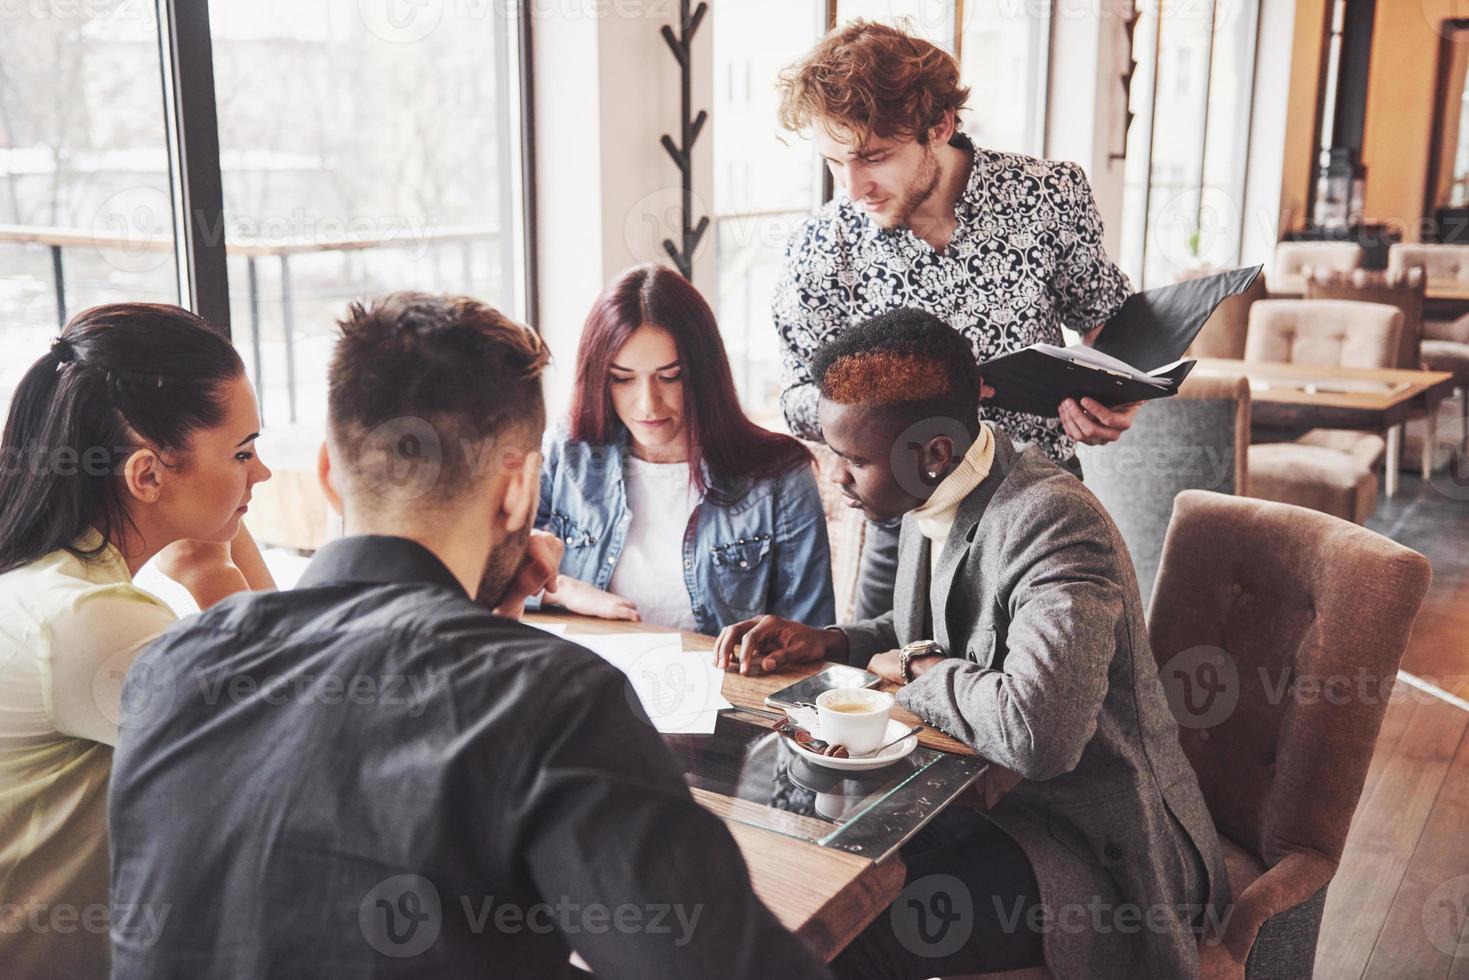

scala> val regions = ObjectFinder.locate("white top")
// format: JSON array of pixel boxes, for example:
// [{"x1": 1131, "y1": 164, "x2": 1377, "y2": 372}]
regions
[
  {"x1": 607, "y1": 456, "x2": 702, "y2": 632},
  {"x1": 912, "y1": 423, "x2": 997, "y2": 578},
  {"x1": 0, "y1": 532, "x2": 178, "y2": 977}
]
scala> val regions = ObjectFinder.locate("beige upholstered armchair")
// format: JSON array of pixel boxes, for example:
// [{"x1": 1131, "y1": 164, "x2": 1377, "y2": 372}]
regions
[
  {"x1": 1149, "y1": 490, "x2": 1431, "y2": 979},
  {"x1": 1388, "y1": 244, "x2": 1469, "y2": 450},
  {"x1": 1388, "y1": 242, "x2": 1469, "y2": 293},
  {"x1": 1243, "y1": 300, "x2": 1402, "y2": 524},
  {"x1": 1270, "y1": 242, "x2": 1362, "y2": 296}
]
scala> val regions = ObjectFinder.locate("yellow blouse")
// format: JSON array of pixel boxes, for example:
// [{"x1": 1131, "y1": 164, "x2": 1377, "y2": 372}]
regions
[{"x1": 0, "y1": 531, "x2": 177, "y2": 978}]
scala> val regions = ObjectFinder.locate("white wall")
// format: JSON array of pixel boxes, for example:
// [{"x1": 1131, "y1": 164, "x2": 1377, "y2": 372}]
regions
[
  {"x1": 1045, "y1": 0, "x2": 1134, "y2": 258},
  {"x1": 531, "y1": 2, "x2": 714, "y2": 417}
]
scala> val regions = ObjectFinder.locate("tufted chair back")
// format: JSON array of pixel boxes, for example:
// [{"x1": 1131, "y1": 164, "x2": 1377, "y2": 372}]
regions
[
  {"x1": 1271, "y1": 242, "x2": 1362, "y2": 295},
  {"x1": 1150, "y1": 489, "x2": 1430, "y2": 864},
  {"x1": 1388, "y1": 242, "x2": 1469, "y2": 291},
  {"x1": 1244, "y1": 300, "x2": 1402, "y2": 370},
  {"x1": 1304, "y1": 268, "x2": 1425, "y2": 369}
]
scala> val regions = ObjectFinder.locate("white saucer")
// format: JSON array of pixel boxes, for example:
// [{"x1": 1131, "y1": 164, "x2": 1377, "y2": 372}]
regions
[{"x1": 784, "y1": 718, "x2": 920, "y2": 771}]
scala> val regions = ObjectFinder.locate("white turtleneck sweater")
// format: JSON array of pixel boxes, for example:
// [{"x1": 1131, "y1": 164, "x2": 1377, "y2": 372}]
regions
[{"x1": 910, "y1": 423, "x2": 996, "y2": 577}]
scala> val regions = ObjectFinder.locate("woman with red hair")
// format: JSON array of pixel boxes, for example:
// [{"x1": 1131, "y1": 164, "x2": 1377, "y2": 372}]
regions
[{"x1": 533, "y1": 263, "x2": 835, "y2": 632}]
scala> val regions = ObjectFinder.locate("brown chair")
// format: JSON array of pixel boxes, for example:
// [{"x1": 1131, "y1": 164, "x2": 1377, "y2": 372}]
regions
[
  {"x1": 1388, "y1": 243, "x2": 1469, "y2": 454},
  {"x1": 1270, "y1": 242, "x2": 1362, "y2": 296},
  {"x1": 1301, "y1": 268, "x2": 1448, "y2": 474},
  {"x1": 1242, "y1": 299, "x2": 1403, "y2": 370},
  {"x1": 1077, "y1": 373, "x2": 1250, "y2": 601},
  {"x1": 1303, "y1": 267, "x2": 1425, "y2": 370},
  {"x1": 1149, "y1": 490, "x2": 1431, "y2": 979},
  {"x1": 1418, "y1": 313, "x2": 1469, "y2": 455},
  {"x1": 1387, "y1": 242, "x2": 1469, "y2": 294},
  {"x1": 1185, "y1": 268, "x2": 1268, "y2": 360},
  {"x1": 1242, "y1": 301, "x2": 1402, "y2": 523}
]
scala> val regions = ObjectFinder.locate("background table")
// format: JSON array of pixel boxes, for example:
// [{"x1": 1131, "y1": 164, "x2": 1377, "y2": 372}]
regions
[
  {"x1": 1193, "y1": 358, "x2": 1456, "y2": 496},
  {"x1": 525, "y1": 611, "x2": 1016, "y2": 961}
]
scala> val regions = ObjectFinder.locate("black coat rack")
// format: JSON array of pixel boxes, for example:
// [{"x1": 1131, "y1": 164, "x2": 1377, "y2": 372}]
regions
[{"x1": 659, "y1": 0, "x2": 709, "y2": 280}]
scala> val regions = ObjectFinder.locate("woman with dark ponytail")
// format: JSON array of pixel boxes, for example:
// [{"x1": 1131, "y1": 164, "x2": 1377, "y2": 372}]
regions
[{"x1": 0, "y1": 303, "x2": 275, "y2": 977}]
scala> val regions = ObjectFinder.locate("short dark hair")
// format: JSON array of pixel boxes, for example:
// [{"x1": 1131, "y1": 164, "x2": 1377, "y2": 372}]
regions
[
  {"x1": 0, "y1": 303, "x2": 243, "y2": 575},
  {"x1": 328, "y1": 292, "x2": 549, "y2": 509},
  {"x1": 812, "y1": 308, "x2": 980, "y2": 431}
]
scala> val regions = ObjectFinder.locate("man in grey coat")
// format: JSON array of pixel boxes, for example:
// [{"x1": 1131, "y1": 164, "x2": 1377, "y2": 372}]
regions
[{"x1": 715, "y1": 309, "x2": 1229, "y2": 978}]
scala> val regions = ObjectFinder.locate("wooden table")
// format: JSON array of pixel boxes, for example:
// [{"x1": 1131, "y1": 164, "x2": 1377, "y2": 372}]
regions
[
  {"x1": 1193, "y1": 358, "x2": 1457, "y2": 496},
  {"x1": 525, "y1": 611, "x2": 1016, "y2": 961}
]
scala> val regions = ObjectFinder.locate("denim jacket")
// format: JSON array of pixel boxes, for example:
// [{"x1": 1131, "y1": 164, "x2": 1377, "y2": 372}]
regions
[{"x1": 531, "y1": 425, "x2": 836, "y2": 634}]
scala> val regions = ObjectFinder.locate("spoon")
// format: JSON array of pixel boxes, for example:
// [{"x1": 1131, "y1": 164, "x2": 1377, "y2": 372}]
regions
[{"x1": 857, "y1": 725, "x2": 924, "y2": 758}]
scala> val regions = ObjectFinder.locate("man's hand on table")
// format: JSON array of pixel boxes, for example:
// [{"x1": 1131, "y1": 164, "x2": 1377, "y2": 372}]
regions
[
  {"x1": 713, "y1": 616, "x2": 849, "y2": 675},
  {"x1": 1058, "y1": 396, "x2": 1143, "y2": 446}
]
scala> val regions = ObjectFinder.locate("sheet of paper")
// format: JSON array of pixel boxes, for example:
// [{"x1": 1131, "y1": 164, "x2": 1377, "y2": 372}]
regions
[
  {"x1": 523, "y1": 620, "x2": 569, "y2": 635},
  {"x1": 565, "y1": 633, "x2": 731, "y2": 733}
]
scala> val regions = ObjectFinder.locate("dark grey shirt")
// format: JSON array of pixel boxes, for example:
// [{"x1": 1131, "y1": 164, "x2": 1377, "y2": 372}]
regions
[{"x1": 109, "y1": 535, "x2": 829, "y2": 979}]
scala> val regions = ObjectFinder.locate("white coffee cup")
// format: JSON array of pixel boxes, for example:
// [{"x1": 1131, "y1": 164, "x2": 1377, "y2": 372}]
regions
[{"x1": 816, "y1": 687, "x2": 894, "y2": 756}]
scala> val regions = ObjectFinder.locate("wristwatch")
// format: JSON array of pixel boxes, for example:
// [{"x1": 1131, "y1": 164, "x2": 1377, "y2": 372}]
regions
[{"x1": 899, "y1": 640, "x2": 946, "y2": 683}]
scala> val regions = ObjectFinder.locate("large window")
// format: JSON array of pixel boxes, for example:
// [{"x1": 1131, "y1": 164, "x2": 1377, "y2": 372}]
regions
[
  {"x1": 0, "y1": 0, "x2": 531, "y2": 550},
  {"x1": 0, "y1": 2, "x2": 179, "y2": 418},
  {"x1": 1120, "y1": 0, "x2": 1262, "y2": 289},
  {"x1": 711, "y1": 0, "x2": 826, "y2": 412},
  {"x1": 207, "y1": 0, "x2": 529, "y2": 470},
  {"x1": 711, "y1": 2, "x2": 1051, "y2": 416}
]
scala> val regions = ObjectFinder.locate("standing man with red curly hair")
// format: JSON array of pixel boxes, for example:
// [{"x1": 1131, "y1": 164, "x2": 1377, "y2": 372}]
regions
[{"x1": 774, "y1": 20, "x2": 1139, "y2": 619}]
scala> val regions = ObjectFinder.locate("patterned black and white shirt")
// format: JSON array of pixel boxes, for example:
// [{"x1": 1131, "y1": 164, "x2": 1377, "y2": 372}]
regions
[{"x1": 773, "y1": 132, "x2": 1132, "y2": 464}]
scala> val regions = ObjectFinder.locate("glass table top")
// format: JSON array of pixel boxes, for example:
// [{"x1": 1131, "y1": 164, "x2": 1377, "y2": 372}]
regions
[{"x1": 662, "y1": 711, "x2": 984, "y2": 863}]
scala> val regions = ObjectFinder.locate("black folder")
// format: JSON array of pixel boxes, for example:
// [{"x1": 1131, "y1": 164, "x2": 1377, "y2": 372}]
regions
[{"x1": 977, "y1": 265, "x2": 1263, "y2": 418}]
